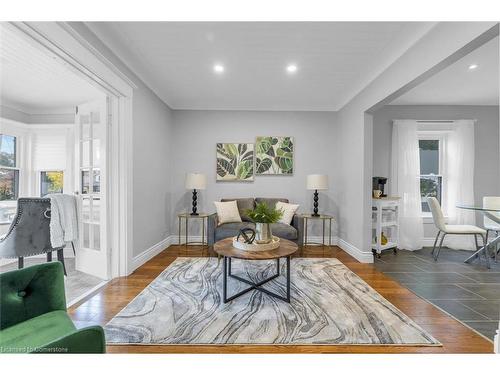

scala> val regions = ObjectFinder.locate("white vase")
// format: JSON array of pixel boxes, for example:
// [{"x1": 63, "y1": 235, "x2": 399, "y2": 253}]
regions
[{"x1": 255, "y1": 222, "x2": 272, "y2": 244}]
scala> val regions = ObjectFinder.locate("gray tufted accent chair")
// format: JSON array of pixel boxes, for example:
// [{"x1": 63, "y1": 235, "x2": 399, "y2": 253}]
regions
[{"x1": 0, "y1": 198, "x2": 67, "y2": 275}]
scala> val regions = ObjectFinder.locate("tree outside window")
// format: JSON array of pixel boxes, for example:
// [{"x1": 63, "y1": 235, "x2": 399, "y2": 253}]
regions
[
  {"x1": 41, "y1": 171, "x2": 64, "y2": 197},
  {"x1": 419, "y1": 139, "x2": 442, "y2": 212},
  {"x1": 0, "y1": 134, "x2": 19, "y2": 201}
]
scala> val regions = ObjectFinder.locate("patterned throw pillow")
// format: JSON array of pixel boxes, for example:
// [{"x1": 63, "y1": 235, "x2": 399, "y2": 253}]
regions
[{"x1": 275, "y1": 201, "x2": 299, "y2": 225}]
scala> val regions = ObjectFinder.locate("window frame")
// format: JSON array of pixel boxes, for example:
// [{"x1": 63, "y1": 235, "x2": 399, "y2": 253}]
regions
[
  {"x1": 418, "y1": 131, "x2": 447, "y2": 217},
  {"x1": 0, "y1": 133, "x2": 21, "y2": 202}
]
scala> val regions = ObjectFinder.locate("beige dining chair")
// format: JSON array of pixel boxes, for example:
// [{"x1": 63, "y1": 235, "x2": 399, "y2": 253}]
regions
[{"x1": 427, "y1": 197, "x2": 487, "y2": 264}]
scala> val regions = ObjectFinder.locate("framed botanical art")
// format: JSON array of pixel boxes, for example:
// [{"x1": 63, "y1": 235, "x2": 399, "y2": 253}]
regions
[
  {"x1": 216, "y1": 143, "x2": 254, "y2": 181},
  {"x1": 255, "y1": 136, "x2": 294, "y2": 175}
]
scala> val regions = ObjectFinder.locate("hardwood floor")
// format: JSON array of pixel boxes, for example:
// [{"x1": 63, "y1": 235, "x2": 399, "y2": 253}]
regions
[{"x1": 68, "y1": 245, "x2": 494, "y2": 353}]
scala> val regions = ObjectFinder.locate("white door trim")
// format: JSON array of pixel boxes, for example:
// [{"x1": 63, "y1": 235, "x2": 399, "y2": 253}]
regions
[{"x1": 7, "y1": 22, "x2": 134, "y2": 277}]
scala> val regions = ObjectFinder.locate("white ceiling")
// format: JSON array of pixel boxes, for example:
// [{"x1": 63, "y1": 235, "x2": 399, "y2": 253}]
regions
[
  {"x1": 86, "y1": 22, "x2": 435, "y2": 111},
  {"x1": 0, "y1": 24, "x2": 103, "y2": 114},
  {"x1": 392, "y1": 36, "x2": 499, "y2": 106}
]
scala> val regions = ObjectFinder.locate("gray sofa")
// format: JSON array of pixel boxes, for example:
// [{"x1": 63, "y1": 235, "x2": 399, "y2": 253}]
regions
[{"x1": 207, "y1": 197, "x2": 303, "y2": 247}]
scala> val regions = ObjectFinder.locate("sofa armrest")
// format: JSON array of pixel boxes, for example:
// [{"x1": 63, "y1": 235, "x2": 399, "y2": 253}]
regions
[
  {"x1": 40, "y1": 325, "x2": 106, "y2": 353},
  {"x1": 291, "y1": 214, "x2": 304, "y2": 247},
  {"x1": 207, "y1": 213, "x2": 218, "y2": 246},
  {"x1": 0, "y1": 262, "x2": 66, "y2": 330}
]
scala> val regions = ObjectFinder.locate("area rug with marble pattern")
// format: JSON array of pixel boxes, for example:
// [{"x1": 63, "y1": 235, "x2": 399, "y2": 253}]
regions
[{"x1": 104, "y1": 257, "x2": 440, "y2": 346}]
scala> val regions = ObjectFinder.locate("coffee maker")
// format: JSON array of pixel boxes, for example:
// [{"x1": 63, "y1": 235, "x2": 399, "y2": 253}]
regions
[{"x1": 372, "y1": 177, "x2": 388, "y2": 197}]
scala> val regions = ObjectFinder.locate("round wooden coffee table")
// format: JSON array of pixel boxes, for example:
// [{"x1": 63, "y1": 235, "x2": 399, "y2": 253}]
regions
[{"x1": 213, "y1": 237, "x2": 298, "y2": 303}]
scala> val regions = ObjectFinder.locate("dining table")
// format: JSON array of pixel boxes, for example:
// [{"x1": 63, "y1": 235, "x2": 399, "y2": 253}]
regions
[{"x1": 456, "y1": 203, "x2": 500, "y2": 269}]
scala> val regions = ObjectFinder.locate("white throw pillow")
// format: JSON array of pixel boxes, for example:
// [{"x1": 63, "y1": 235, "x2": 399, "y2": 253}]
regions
[
  {"x1": 275, "y1": 201, "x2": 299, "y2": 225},
  {"x1": 214, "y1": 200, "x2": 242, "y2": 225}
]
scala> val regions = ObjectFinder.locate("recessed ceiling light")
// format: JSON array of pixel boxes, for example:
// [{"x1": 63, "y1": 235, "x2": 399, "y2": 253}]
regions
[
  {"x1": 468, "y1": 63, "x2": 479, "y2": 70},
  {"x1": 213, "y1": 64, "x2": 225, "y2": 73},
  {"x1": 286, "y1": 64, "x2": 298, "y2": 74}
]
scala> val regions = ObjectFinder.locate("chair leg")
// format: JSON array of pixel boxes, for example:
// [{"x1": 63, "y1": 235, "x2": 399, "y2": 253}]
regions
[
  {"x1": 47, "y1": 251, "x2": 52, "y2": 262},
  {"x1": 481, "y1": 235, "x2": 491, "y2": 269},
  {"x1": 18, "y1": 257, "x2": 24, "y2": 269},
  {"x1": 474, "y1": 234, "x2": 479, "y2": 250},
  {"x1": 434, "y1": 234, "x2": 446, "y2": 261},
  {"x1": 431, "y1": 231, "x2": 441, "y2": 255},
  {"x1": 71, "y1": 241, "x2": 76, "y2": 256},
  {"x1": 57, "y1": 248, "x2": 67, "y2": 276}
]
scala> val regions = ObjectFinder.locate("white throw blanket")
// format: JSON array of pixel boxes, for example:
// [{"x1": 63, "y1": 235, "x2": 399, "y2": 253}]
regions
[{"x1": 47, "y1": 194, "x2": 79, "y2": 248}]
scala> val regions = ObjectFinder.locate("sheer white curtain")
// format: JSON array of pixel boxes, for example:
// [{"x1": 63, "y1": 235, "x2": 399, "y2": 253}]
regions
[
  {"x1": 391, "y1": 120, "x2": 424, "y2": 250},
  {"x1": 445, "y1": 120, "x2": 476, "y2": 250}
]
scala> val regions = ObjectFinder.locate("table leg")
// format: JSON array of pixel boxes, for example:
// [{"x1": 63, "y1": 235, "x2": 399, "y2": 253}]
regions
[
  {"x1": 286, "y1": 256, "x2": 291, "y2": 303},
  {"x1": 228, "y1": 256, "x2": 232, "y2": 276},
  {"x1": 276, "y1": 258, "x2": 280, "y2": 276},
  {"x1": 329, "y1": 218, "x2": 332, "y2": 246},
  {"x1": 223, "y1": 256, "x2": 228, "y2": 302},
  {"x1": 465, "y1": 233, "x2": 499, "y2": 268},
  {"x1": 322, "y1": 219, "x2": 325, "y2": 246},
  {"x1": 304, "y1": 218, "x2": 308, "y2": 247},
  {"x1": 178, "y1": 216, "x2": 181, "y2": 246},
  {"x1": 185, "y1": 217, "x2": 188, "y2": 248},
  {"x1": 202, "y1": 217, "x2": 205, "y2": 247}
]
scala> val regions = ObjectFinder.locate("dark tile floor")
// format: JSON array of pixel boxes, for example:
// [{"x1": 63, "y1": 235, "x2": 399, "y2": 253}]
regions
[{"x1": 374, "y1": 247, "x2": 500, "y2": 341}]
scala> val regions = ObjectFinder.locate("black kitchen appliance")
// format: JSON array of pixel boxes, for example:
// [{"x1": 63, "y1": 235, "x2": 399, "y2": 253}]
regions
[{"x1": 372, "y1": 177, "x2": 388, "y2": 197}]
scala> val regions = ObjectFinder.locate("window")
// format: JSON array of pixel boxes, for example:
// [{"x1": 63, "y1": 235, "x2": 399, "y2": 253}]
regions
[
  {"x1": 0, "y1": 134, "x2": 19, "y2": 201},
  {"x1": 419, "y1": 138, "x2": 443, "y2": 213},
  {"x1": 40, "y1": 171, "x2": 64, "y2": 197}
]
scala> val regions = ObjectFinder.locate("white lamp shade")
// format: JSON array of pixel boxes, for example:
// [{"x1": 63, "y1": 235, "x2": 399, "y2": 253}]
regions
[
  {"x1": 307, "y1": 174, "x2": 328, "y2": 190},
  {"x1": 185, "y1": 173, "x2": 207, "y2": 190}
]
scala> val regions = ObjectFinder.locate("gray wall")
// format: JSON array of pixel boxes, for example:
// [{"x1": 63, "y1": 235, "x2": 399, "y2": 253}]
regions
[
  {"x1": 170, "y1": 110, "x2": 339, "y2": 236},
  {"x1": 132, "y1": 88, "x2": 173, "y2": 256},
  {"x1": 373, "y1": 105, "x2": 500, "y2": 239}
]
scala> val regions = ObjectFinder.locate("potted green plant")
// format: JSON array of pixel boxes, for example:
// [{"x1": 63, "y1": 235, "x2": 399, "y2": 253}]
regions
[{"x1": 245, "y1": 202, "x2": 283, "y2": 244}]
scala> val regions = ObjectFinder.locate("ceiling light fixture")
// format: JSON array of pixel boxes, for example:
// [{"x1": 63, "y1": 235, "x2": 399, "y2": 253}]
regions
[
  {"x1": 286, "y1": 64, "x2": 298, "y2": 74},
  {"x1": 468, "y1": 63, "x2": 479, "y2": 70},
  {"x1": 213, "y1": 64, "x2": 225, "y2": 73}
]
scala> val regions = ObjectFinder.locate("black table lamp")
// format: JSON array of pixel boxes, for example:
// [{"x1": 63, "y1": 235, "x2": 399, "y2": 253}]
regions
[
  {"x1": 185, "y1": 173, "x2": 207, "y2": 215},
  {"x1": 307, "y1": 174, "x2": 329, "y2": 216}
]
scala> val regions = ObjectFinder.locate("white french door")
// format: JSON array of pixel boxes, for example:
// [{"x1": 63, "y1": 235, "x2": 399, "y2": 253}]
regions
[{"x1": 74, "y1": 99, "x2": 109, "y2": 280}]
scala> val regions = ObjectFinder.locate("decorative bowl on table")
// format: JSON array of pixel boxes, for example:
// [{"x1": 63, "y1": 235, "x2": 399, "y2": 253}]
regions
[{"x1": 232, "y1": 236, "x2": 280, "y2": 251}]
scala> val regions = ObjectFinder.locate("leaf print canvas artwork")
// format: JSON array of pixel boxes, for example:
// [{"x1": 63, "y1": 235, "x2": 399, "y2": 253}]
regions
[
  {"x1": 255, "y1": 136, "x2": 294, "y2": 175},
  {"x1": 216, "y1": 143, "x2": 254, "y2": 181}
]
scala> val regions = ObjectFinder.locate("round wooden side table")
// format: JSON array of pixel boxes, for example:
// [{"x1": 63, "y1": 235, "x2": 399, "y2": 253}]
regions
[{"x1": 213, "y1": 237, "x2": 298, "y2": 303}]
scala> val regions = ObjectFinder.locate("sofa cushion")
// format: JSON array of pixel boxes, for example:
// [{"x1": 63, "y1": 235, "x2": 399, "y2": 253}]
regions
[
  {"x1": 270, "y1": 223, "x2": 298, "y2": 240},
  {"x1": 0, "y1": 310, "x2": 75, "y2": 351},
  {"x1": 215, "y1": 222, "x2": 256, "y2": 242},
  {"x1": 221, "y1": 198, "x2": 255, "y2": 221}
]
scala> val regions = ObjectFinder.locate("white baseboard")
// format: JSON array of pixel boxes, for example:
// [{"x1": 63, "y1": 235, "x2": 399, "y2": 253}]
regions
[
  {"x1": 495, "y1": 326, "x2": 499, "y2": 354},
  {"x1": 130, "y1": 236, "x2": 174, "y2": 273},
  {"x1": 172, "y1": 235, "x2": 339, "y2": 246},
  {"x1": 305, "y1": 236, "x2": 338, "y2": 246},
  {"x1": 337, "y1": 238, "x2": 374, "y2": 263},
  {"x1": 422, "y1": 237, "x2": 438, "y2": 247},
  {"x1": 129, "y1": 234, "x2": 372, "y2": 273}
]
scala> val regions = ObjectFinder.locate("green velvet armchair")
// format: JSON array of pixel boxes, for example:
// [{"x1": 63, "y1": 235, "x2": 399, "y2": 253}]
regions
[{"x1": 0, "y1": 262, "x2": 105, "y2": 353}]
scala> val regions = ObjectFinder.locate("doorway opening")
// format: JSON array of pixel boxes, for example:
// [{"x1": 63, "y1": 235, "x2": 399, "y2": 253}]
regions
[{"x1": 0, "y1": 23, "x2": 112, "y2": 305}]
